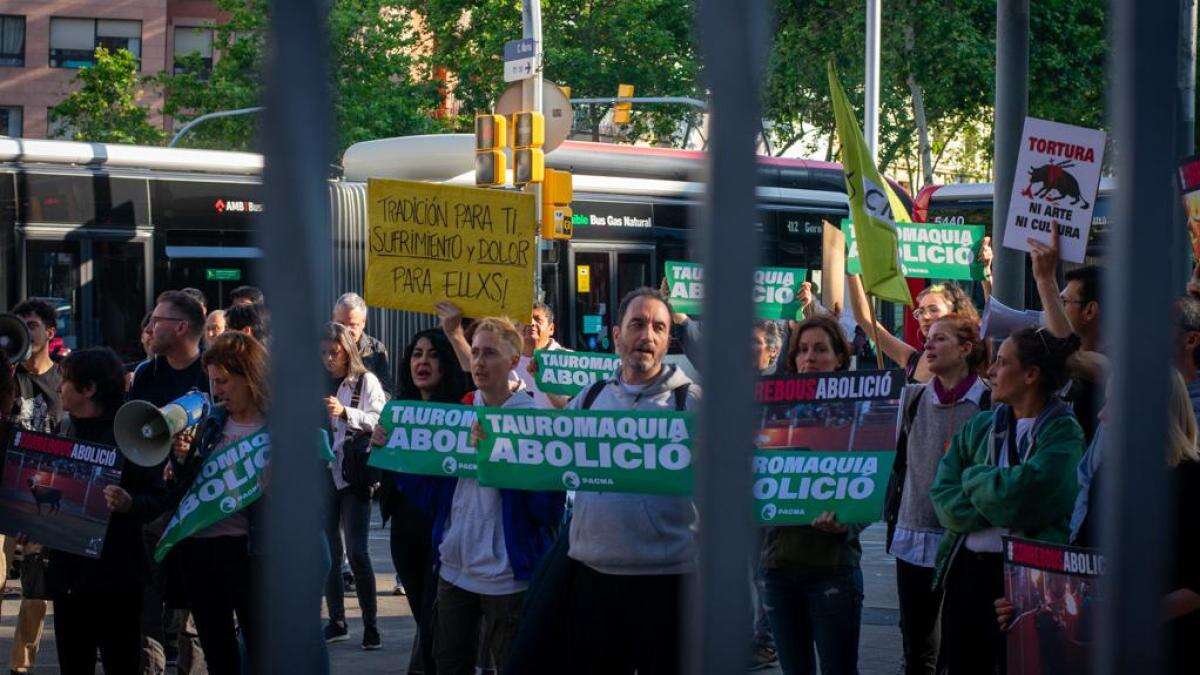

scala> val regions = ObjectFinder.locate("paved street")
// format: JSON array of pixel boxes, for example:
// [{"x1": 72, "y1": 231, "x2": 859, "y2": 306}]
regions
[{"x1": 0, "y1": 523, "x2": 902, "y2": 673}]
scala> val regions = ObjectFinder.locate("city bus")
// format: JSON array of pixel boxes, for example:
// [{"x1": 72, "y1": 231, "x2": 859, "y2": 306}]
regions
[{"x1": 0, "y1": 135, "x2": 909, "y2": 365}]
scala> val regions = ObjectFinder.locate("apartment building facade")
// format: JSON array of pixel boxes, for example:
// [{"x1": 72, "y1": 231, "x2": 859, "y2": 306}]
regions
[{"x1": 0, "y1": 0, "x2": 225, "y2": 139}]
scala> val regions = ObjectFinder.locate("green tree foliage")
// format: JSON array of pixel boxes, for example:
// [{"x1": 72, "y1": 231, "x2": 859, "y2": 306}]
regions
[
  {"x1": 411, "y1": 0, "x2": 701, "y2": 144},
  {"x1": 159, "y1": 0, "x2": 446, "y2": 154},
  {"x1": 764, "y1": 0, "x2": 1107, "y2": 187},
  {"x1": 48, "y1": 47, "x2": 166, "y2": 145}
]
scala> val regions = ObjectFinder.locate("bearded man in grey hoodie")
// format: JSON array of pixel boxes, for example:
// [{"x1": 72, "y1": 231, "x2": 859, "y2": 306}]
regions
[{"x1": 563, "y1": 287, "x2": 701, "y2": 674}]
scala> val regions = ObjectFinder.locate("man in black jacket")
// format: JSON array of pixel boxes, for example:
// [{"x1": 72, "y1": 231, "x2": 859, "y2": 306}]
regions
[
  {"x1": 333, "y1": 292, "x2": 392, "y2": 394},
  {"x1": 126, "y1": 290, "x2": 209, "y2": 675}
]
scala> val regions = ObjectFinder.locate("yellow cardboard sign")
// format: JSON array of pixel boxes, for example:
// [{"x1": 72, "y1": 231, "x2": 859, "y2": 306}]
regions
[{"x1": 366, "y1": 179, "x2": 537, "y2": 321}]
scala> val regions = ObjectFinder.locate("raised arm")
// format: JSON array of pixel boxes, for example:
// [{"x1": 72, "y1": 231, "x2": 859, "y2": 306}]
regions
[
  {"x1": 1027, "y1": 228, "x2": 1074, "y2": 339},
  {"x1": 847, "y1": 274, "x2": 918, "y2": 372},
  {"x1": 435, "y1": 301, "x2": 472, "y2": 373}
]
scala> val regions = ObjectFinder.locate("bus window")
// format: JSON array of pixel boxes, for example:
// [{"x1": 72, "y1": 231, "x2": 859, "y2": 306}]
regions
[
  {"x1": 24, "y1": 240, "x2": 81, "y2": 350},
  {"x1": 573, "y1": 251, "x2": 610, "y2": 352}
]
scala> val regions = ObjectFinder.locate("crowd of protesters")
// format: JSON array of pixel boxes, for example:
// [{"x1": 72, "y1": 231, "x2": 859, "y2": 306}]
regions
[{"x1": 0, "y1": 216, "x2": 1197, "y2": 675}]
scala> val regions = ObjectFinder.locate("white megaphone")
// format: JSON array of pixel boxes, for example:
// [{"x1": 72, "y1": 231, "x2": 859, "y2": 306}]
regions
[
  {"x1": 980, "y1": 296, "x2": 1044, "y2": 341},
  {"x1": 0, "y1": 313, "x2": 31, "y2": 365},
  {"x1": 114, "y1": 390, "x2": 210, "y2": 467}
]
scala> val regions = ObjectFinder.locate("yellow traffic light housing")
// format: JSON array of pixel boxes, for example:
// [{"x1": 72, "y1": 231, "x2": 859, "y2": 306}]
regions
[
  {"x1": 614, "y1": 84, "x2": 634, "y2": 124},
  {"x1": 514, "y1": 147, "x2": 545, "y2": 185},
  {"x1": 475, "y1": 114, "x2": 507, "y2": 150},
  {"x1": 539, "y1": 169, "x2": 573, "y2": 240},
  {"x1": 512, "y1": 111, "x2": 545, "y2": 149},
  {"x1": 475, "y1": 114, "x2": 508, "y2": 186}
]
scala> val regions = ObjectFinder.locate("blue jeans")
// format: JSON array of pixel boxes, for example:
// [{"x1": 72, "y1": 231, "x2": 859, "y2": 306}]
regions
[{"x1": 762, "y1": 566, "x2": 863, "y2": 675}]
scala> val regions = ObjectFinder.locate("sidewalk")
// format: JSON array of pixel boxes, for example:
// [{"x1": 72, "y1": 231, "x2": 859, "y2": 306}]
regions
[{"x1": 0, "y1": 523, "x2": 903, "y2": 673}]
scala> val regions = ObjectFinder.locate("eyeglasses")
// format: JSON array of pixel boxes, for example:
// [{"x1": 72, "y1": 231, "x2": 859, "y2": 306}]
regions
[
  {"x1": 912, "y1": 307, "x2": 945, "y2": 320},
  {"x1": 149, "y1": 315, "x2": 186, "y2": 327}
]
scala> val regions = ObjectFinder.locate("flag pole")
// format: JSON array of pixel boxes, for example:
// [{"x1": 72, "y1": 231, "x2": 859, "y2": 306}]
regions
[{"x1": 865, "y1": 293, "x2": 886, "y2": 370}]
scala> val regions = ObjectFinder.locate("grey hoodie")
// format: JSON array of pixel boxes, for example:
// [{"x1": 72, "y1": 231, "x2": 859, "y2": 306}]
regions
[{"x1": 566, "y1": 364, "x2": 701, "y2": 576}]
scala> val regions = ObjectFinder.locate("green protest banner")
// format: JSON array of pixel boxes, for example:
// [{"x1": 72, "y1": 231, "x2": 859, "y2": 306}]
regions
[
  {"x1": 154, "y1": 428, "x2": 269, "y2": 562},
  {"x1": 753, "y1": 450, "x2": 895, "y2": 524},
  {"x1": 476, "y1": 408, "x2": 694, "y2": 495},
  {"x1": 841, "y1": 219, "x2": 986, "y2": 281},
  {"x1": 534, "y1": 350, "x2": 621, "y2": 396},
  {"x1": 664, "y1": 261, "x2": 809, "y2": 319},
  {"x1": 664, "y1": 261, "x2": 704, "y2": 315},
  {"x1": 368, "y1": 401, "x2": 478, "y2": 477}
]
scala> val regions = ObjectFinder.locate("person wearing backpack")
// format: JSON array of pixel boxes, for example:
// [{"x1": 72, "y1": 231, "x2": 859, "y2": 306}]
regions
[
  {"x1": 882, "y1": 315, "x2": 989, "y2": 675},
  {"x1": 319, "y1": 322, "x2": 387, "y2": 649},
  {"x1": 557, "y1": 287, "x2": 700, "y2": 674}
]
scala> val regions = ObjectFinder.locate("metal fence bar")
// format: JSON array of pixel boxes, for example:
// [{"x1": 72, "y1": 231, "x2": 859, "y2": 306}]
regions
[
  {"x1": 1099, "y1": 1, "x2": 1179, "y2": 673},
  {"x1": 991, "y1": 0, "x2": 1029, "y2": 308},
  {"x1": 257, "y1": 0, "x2": 332, "y2": 672},
  {"x1": 690, "y1": 1, "x2": 771, "y2": 672}
]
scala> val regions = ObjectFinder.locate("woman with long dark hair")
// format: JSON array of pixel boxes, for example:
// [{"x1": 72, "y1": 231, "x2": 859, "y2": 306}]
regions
[
  {"x1": 46, "y1": 348, "x2": 164, "y2": 673},
  {"x1": 930, "y1": 327, "x2": 1085, "y2": 674},
  {"x1": 372, "y1": 328, "x2": 470, "y2": 673},
  {"x1": 320, "y1": 322, "x2": 387, "y2": 649}
]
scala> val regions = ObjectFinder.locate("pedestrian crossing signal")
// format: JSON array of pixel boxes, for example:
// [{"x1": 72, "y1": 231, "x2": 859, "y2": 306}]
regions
[
  {"x1": 512, "y1": 111, "x2": 545, "y2": 149},
  {"x1": 514, "y1": 148, "x2": 545, "y2": 185},
  {"x1": 475, "y1": 114, "x2": 507, "y2": 186}
]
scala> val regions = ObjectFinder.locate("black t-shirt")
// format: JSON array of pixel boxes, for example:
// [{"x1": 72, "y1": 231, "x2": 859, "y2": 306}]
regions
[
  {"x1": 14, "y1": 362, "x2": 63, "y2": 433},
  {"x1": 127, "y1": 354, "x2": 210, "y2": 407}
]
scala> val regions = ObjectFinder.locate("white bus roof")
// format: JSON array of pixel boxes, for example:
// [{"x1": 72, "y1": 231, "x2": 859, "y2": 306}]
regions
[{"x1": 0, "y1": 137, "x2": 263, "y2": 175}]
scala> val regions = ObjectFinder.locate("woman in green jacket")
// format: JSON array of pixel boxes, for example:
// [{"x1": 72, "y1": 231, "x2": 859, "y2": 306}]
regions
[{"x1": 929, "y1": 327, "x2": 1085, "y2": 674}]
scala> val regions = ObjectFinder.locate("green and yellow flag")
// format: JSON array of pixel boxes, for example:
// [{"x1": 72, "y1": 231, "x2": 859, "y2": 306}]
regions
[{"x1": 828, "y1": 62, "x2": 913, "y2": 306}]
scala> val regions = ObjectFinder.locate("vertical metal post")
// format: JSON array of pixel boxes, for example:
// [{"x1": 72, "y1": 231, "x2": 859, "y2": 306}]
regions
[
  {"x1": 864, "y1": 0, "x2": 881, "y2": 160},
  {"x1": 1175, "y1": 0, "x2": 1197, "y2": 283},
  {"x1": 523, "y1": 0, "x2": 545, "y2": 301},
  {"x1": 258, "y1": 1, "x2": 332, "y2": 672},
  {"x1": 691, "y1": 1, "x2": 771, "y2": 672},
  {"x1": 1100, "y1": 1, "x2": 1178, "y2": 673},
  {"x1": 991, "y1": 0, "x2": 1029, "y2": 308}
]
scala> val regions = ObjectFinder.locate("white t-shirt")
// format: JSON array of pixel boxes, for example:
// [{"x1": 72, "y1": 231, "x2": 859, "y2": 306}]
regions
[
  {"x1": 438, "y1": 387, "x2": 536, "y2": 595},
  {"x1": 512, "y1": 339, "x2": 568, "y2": 410},
  {"x1": 965, "y1": 417, "x2": 1034, "y2": 553}
]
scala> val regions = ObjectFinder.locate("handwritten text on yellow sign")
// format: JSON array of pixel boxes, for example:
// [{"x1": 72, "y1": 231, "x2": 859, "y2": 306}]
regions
[{"x1": 365, "y1": 179, "x2": 536, "y2": 321}]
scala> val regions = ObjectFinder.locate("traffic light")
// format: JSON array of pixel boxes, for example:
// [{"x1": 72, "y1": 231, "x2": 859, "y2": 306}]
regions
[
  {"x1": 540, "y1": 168, "x2": 573, "y2": 240},
  {"x1": 614, "y1": 84, "x2": 634, "y2": 124},
  {"x1": 475, "y1": 114, "x2": 507, "y2": 187},
  {"x1": 512, "y1": 111, "x2": 545, "y2": 185}
]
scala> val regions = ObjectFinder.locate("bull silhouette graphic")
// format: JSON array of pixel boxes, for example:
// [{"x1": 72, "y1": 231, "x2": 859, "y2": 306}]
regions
[
  {"x1": 1021, "y1": 160, "x2": 1090, "y2": 209},
  {"x1": 28, "y1": 479, "x2": 62, "y2": 515}
]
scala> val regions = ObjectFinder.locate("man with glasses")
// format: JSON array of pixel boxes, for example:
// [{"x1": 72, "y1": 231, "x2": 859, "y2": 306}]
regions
[
  {"x1": 1029, "y1": 231, "x2": 1104, "y2": 442},
  {"x1": 127, "y1": 290, "x2": 209, "y2": 675}
]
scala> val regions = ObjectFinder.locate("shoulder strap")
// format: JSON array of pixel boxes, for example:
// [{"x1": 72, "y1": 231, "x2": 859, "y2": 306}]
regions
[
  {"x1": 581, "y1": 381, "x2": 607, "y2": 410},
  {"x1": 350, "y1": 376, "x2": 365, "y2": 408},
  {"x1": 672, "y1": 383, "x2": 691, "y2": 412},
  {"x1": 902, "y1": 386, "x2": 927, "y2": 433}
]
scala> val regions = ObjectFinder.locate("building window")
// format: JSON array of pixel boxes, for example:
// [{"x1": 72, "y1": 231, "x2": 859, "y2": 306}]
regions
[
  {"x1": 49, "y1": 17, "x2": 141, "y2": 69},
  {"x1": 0, "y1": 106, "x2": 21, "y2": 136},
  {"x1": 0, "y1": 15, "x2": 24, "y2": 67},
  {"x1": 173, "y1": 26, "x2": 213, "y2": 75}
]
